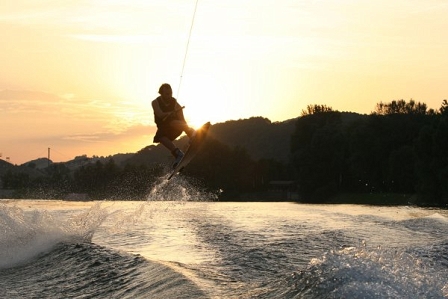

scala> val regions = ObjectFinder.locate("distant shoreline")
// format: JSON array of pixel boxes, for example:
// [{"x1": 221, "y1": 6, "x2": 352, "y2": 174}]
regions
[{"x1": 2, "y1": 190, "x2": 446, "y2": 208}]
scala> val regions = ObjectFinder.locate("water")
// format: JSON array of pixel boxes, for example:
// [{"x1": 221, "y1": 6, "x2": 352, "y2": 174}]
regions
[{"x1": 0, "y1": 181, "x2": 447, "y2": 298}]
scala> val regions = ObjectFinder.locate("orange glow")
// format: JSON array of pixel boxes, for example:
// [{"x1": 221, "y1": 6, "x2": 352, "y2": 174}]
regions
[{"x1": 1, "y1": 1, "x2": 447, "y2": 164}]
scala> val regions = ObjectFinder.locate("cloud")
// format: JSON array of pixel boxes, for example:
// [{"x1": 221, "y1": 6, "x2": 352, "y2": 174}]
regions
[
  {"x1": 0, "y1": 89, "x2": 151, "y2": 126},
  {"x1": 62, "y1": 134, "x2": 102, "y2": 143},
  {"x1": 60, "y1": 124, "x2": 156, "y2": 144},
  {"x1": 68, "y1": 34, "x2": 165, "y2": 44},
  {"x1": 0, "y1": 88, "x2": 155, "y2": 163},
  {"x1": 0, "y1": 89, "x2": 61, "y2": 113},
  {"x1": 2, "y1": 119, "x2": 158, "y2": 163},
  {"x1": 0, "y1": 1, "x2": 191, "y2": 35}
]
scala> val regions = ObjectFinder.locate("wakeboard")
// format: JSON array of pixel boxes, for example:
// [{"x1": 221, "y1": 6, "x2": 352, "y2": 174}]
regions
[{"x1": 167, "y1": 122, "x2": 211, "y2": 180}]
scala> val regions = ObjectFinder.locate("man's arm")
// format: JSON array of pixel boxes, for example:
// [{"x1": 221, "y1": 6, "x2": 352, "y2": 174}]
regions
[
  {"x1": 174, "y1": 102, "x2": 186, "y2": 120},
  {"x1": 152, "y1": 99, "x2": 170, "y2": 119}
]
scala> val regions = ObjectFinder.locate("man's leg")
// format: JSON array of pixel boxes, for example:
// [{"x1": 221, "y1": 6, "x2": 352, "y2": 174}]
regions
[
  {"x1": 159, "y1": 136, "x2": 176, "y2": 153},
  {"x1": 159, "y1": 135, "x2": 184, "y2": 166},
  {"x1": 170, "y1": 120, "x2": 195, "y2": 138}
]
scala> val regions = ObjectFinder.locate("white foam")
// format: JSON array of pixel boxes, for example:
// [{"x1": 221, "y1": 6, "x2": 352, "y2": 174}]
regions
[
  {"x1": 0, "y1": 203, "x2": 108, "y2": 269},
  {"x1": 297, "y1": 243, "x2": 447, "y2": 298},
  {"x1": 146, "y1": 173, "x2": 219, "y2": 202},
  {"x1": 424, "y1": 212, "x2": 448, "y2": 223}
]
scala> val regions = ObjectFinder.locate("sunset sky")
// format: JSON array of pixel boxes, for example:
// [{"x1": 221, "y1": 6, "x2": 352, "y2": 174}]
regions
[{"x1": 1, "y1": 0, "x2": 447, "y2": 164}]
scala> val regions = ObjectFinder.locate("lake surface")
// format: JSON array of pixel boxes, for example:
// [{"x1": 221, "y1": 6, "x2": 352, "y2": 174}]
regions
[{"x1": 1, "y1": 194, "x2": 447, "y2": 298}]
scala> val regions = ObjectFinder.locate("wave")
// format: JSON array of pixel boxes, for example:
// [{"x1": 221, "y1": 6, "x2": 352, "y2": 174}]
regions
[
  {"x1": 424, "y1": 212, "x2": 448, "y2": 223},
  {"x1": 258, "y1": 213, "x2": 448, "y2": 298},
  {"x1": 0, "y1": 202, "x2": 108, "y2": 269},
  {"x1": 0, "y1": 242, "x2": 207, "y2": 299},
  {"x1": 264, "y1": 243, "x2": 448, "y2": 299},
  {"x1": 2, "y1": 201, "x2": 446, "y2": 298},
  {"x1": 0, "y1": 201, "x2": 208, "y2": 298},
  {"x1": 184, "y1": 209, "x2": 448, "y2": 298},
  {"x1": 398, "y1": 212, "x2": 448, "y2": 240}
]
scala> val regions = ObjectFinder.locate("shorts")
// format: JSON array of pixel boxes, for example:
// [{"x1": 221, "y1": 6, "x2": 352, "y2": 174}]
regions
[{"x1": 153, "y1": 123, "x2": 183, "y2": 143}]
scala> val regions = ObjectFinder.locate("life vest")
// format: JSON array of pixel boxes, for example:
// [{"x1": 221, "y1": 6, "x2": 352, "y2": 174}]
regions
[{"x1": 154, "y1": 96, "x2": 177, "y2": 125}]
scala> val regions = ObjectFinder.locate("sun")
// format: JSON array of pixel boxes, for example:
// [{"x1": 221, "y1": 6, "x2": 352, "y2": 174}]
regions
[
  {"x1": 184, "y1": 110, "x2": 210, "y2": 130},
  {"x1": 177, "y1": 91, "x2": 214, "y2": 129},
  {"x1": 181, "y1": 94, "x2": 232, "y2": 130},
  {"x1": 176, "y1": 77, "x2": 233, "y2": 129}
]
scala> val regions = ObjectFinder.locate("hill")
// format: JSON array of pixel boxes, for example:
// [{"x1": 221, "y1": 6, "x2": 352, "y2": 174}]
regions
[
  {"x1": 0, "y1": 158, "x2": 48, "y2": 190},
  {"x1": 0, "y1": 158, "x2": 48, "y2": 178},
  {"x1": 1, "y1": 114, "x2": 359, "y2": 173},
  {"x1": 0, "y1": 116, "x2": 306, "y2": 182},
  {"x1": 0, "y1": 159, "x2": 15, "y2": 178},
  {"x1": 22, "y1": 158, "x2": 53, "y2": 169},
  {"x1": 207, "y1": 117, "x2": 297, "y2": 163},
  {"x1": 124, "y1": 117, "x2": 298, "y2": 167}
]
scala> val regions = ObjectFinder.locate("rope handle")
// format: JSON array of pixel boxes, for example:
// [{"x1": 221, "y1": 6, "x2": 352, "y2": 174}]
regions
[{"x1": 163, "y1": 106, "x2": 185, "y2": 121}]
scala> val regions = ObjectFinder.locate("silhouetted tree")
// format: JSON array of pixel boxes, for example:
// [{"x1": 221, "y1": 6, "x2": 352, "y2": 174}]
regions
[
  {"x1": 185, "y1": 136, "x2": 274, "y2": 198},
  {"x1": 374, "y1": 99, "x2": 428, "y2": 115},
  {"x1": 291, "y1": 99, "x2": 447, "y2": 205},
  {"x1": 291, "y1": 111, "x2": 345, "y2": 201},
  {"x1": 301, "y1": 104, "x2": 334, "y2": 116},
  {"x1": 2, "y1": 170, "x2": 30, "y2": 189},
  {"x1": 414, "y1": 100, "x2": 448, "y2": 205}
]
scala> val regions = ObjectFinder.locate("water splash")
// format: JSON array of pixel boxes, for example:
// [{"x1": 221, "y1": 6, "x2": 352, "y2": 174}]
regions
[
  {"x1": 283, "y1": 243, "x2": 448, "y2": 298},
  {"x1": 146, "y1": 172, "x2": 219, "y2": 202},
  {"x1": 0, "y1": 202, "x2": 109, "y2": 269}
]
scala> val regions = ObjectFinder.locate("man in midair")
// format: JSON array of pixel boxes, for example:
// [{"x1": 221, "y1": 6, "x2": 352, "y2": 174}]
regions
[{"x1": 152, "y1": 83, "x2": 196, "y2": 168}]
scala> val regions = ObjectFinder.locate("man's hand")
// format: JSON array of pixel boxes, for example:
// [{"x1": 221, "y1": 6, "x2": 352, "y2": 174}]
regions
[{"x1": 163, "y1": 106, "x2": 185, "y2": 121}]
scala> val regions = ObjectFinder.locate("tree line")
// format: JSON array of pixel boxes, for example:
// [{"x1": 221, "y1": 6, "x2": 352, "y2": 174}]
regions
[
  {"x1": 292, "y1": 99, "x2": 448, "y2": 206},
  {"x1": 1, "y1": 99, "x2": 447, "y2": 206},
  {"x1": 1, "y1": 161, "x2": 165, "y2": 200},
  {"x1": 1, "y1": 138, "x2": 292, "y2": 200}
]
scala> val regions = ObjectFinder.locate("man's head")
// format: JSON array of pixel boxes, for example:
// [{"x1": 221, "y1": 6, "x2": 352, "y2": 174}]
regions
[{"x1": 159, "y1": 83, "x2": 173, "y2": 100}]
